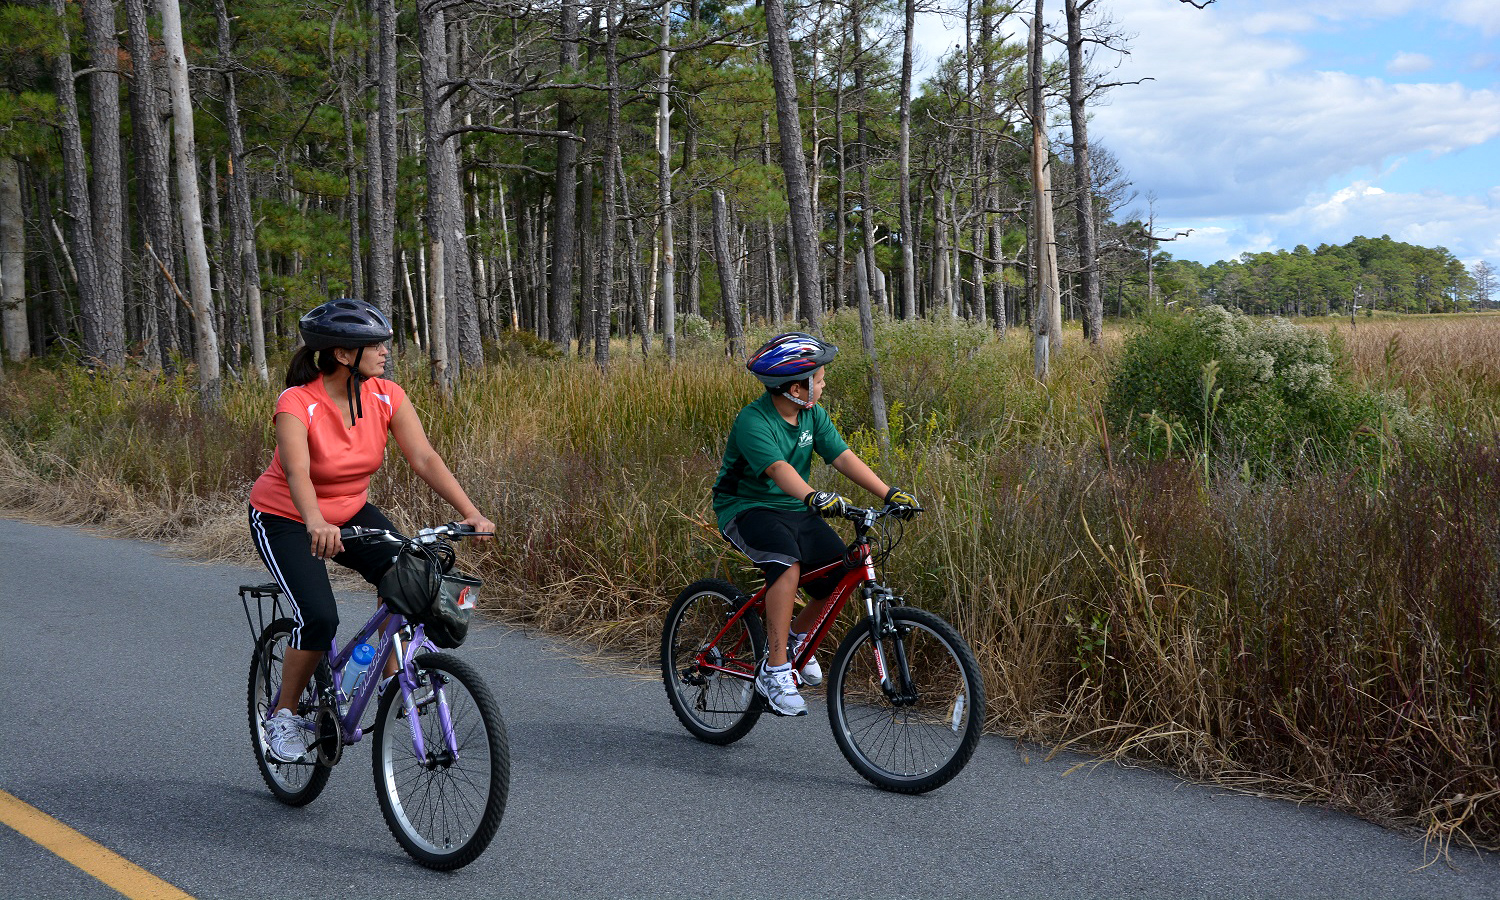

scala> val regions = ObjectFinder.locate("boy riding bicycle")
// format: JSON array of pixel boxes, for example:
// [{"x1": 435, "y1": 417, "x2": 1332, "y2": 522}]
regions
[{"x1": 713, "y1": 332, "x2": 918, "y2": 717}]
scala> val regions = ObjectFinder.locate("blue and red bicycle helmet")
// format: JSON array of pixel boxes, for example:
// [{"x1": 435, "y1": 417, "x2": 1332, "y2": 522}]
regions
[{"x1": 746, "y1": 332, "x2": 837, "y2": 387}]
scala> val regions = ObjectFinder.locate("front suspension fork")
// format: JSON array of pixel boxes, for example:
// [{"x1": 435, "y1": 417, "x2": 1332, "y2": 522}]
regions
[{"x1": 864, "y1": 586, "x2": 918, "y2": 705}]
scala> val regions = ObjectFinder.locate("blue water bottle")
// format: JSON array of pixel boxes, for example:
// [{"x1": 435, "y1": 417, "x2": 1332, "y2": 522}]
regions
[{"x1": 344, "y1": 641, "x2": 376, "y2": 700}]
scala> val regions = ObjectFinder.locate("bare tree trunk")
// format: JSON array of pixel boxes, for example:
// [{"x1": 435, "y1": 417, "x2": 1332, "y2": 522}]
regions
[
  {"x1": 0, "y1": 157, "x2": 26, "y2": 361},
  {"x1": 206, "y1": 155, "x2": 230, "y2": 365},
  {"x1": 367, "y1": 0, "x2": 399, "y2": 321},
  {"x1": 832, "y1": 90, "x2": 846, "y2": 310},
  {"x1": 51, "y1": 0, "x2": 104, "y2": 364},
  {"x1": 897, "y1": 0, "x2": 917, "y2": 320},
  {"x1": 853, "y1": 2, "x2": 887, "y2": 326},
  {"x1": 615, "y1": 150, "x2": 651, "y2": 358},
  {"x1": 547, "y1": 0, "x2": 580, "y2": 349},
  {"x1": 125, "y1": 0, "x2": 175, "y2": 369},
  {"x1": 339, "y1": 72, "x2": 365, "y2": 306},
  {"x1": 1065, "y1": 0, "x2": 1103, "y2": 343},
  {"x1": 577, "y1": 150, "x2": 596, "y2": 354},
  {"x1": 84, "y1": 0, "x2": 126, "y2": 366},
  {"x1": 1029, "y1": 0, "x2": 1062, "y2": 379},
  {"x1": 498, "y1": 180, "x2": 519, "y2": 330},
  {"x1": 215, "y1": 0, "x2": 267, "y2": 382},
  {"x1": 656, "y1": 0, "x2": 676, "y2": 361},
  {"x1": 428, "y1": 238, "x2": 449, "y2": 393},
  {"x1": 853, "y1": 253, "x2": 890, "y2": 453},
  {"x1": 160, "y1": 0, "x2": 221, "y2": 398},
  {"x1": 594, "y1": 0, "x2": 622, "y2": 370},
  {"x1": 763, "y1": 0, "x2": 821, "y2": 329},
  {"x1": 711, "y1": 190, "x2": 744, "y2": 359},
  {"x1": 991, "y1": 184, "x2": 1008, "y2": 336},
  {"x1": 419, "y1": 0, "x2": 476, "y2": 380},
  {"x1": 931, "y1": 184, "x2": 949, "y2": 315},
  {"x1": 683, "y1": 122, "x2": 701, "y2": 318}
]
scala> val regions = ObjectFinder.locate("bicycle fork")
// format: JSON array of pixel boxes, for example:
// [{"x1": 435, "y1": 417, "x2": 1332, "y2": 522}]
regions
[
  {"x1": 397, "y1": 630, "x2": 460, "y2": 769},
  {"x1": 863, "y1": 586, "x2": 919, "y2": 706}
]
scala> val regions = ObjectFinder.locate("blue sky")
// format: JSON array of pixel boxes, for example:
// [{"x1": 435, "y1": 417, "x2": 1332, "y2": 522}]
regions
[{"x1": 914, "y1": 0, "x2": 1500, "y2": 267}]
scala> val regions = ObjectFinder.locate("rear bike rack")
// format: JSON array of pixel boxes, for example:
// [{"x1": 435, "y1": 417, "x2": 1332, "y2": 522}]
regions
[{"x1": 238, "y1": 582, "x2": 284, "y2": 642}]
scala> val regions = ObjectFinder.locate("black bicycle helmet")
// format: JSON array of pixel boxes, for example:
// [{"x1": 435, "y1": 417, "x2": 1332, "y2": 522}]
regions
[
  {"x1": 299, "y1": 298, "x2": 392, "y2": 421},
  {"x1": 299, "y1": 298, "x2": 393, "y2": 351},
  {"x1": 746, "y1": 332, "x2": 837, "y2": 388}
]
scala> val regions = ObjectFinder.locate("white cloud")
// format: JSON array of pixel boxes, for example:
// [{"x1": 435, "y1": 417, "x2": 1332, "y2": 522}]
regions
[
  {"x1": 911, "y1": 0, "x2": 1500, "y2": 265},
  {"x1": 1444, "y1": 0, "x2": 1500, "y2": 37},
  {"x1": 1165, "y1": 184, "x2": 1500, "y2": 265},
  {"x1": 1387, "y1": 52, "x2": 1434, "y2": 74},
  {"x1": 1081, "y1": 0, "x2": 1500, "y2": 263}
]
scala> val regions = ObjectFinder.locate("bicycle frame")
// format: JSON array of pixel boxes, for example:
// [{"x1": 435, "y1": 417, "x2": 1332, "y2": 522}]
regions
[
  {"x1": 325, "y1": 601, "x2": 458, "y2": 764},
  {"x1": 695, "y1": 507, "x2": 918, "y2": 701}
]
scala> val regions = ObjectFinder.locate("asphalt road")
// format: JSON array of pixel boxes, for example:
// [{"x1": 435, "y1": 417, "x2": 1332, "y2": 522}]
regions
[{"x1": 2, "y1": 516, "x2": 1498, "y2": 900}]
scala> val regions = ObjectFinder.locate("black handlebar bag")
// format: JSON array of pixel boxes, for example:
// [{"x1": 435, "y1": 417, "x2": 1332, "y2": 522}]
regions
[{"x1": 378, "y1": 546, "x2": 479, "y2": 649}]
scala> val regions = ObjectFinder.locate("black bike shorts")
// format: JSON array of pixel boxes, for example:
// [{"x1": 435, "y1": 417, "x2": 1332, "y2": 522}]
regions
[{"x1": 722, "y1": 507, "x2": 846, "y2": 598}]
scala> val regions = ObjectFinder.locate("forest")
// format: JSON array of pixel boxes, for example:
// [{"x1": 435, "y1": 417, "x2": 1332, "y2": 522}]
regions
[
  {"x1": 1, "y1": 0, "x2": 1492, "y2": 391},
  {"x1": 4, "y1": 0, "x2": 1500, "y2": 847}
]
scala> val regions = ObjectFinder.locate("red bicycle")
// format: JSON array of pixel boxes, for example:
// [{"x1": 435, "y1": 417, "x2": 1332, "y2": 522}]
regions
[{"x1": 661, "y1": 503, "x2": 984, "y2": 793}]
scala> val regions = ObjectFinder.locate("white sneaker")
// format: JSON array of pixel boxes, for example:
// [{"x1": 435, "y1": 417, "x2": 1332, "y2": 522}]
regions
[
  {"x1": 789, "y1": 632, "x2": 823, "y2": 687},
  {"x1": 755, "y1": 661, "x2": 808, "y2": 716},
  {"x1": 262, "y1": 708, "x2": 315, "y2": 762}
]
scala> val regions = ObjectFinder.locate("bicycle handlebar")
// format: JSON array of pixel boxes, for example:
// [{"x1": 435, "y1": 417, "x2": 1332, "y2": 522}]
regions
[
  {"x1": 339, "y1": 522, "x2": 495, "y2": 544},
  {"x1": 837, "y1": 502, "x2": 924, "y2": 524}
]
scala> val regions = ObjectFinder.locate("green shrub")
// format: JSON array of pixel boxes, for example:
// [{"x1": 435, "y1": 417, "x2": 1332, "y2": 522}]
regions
[
  {"x1": 675, "y1": 313, "x2": 715, "y2": 352},
  {"x1": 1105, "y1": 306, "x2": 1425, "y2": 468}
]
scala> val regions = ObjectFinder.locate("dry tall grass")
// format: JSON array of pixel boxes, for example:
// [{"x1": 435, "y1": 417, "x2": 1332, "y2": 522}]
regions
[{"x1": 3, "y1": 313, "x2": 1497, "y2": 848}]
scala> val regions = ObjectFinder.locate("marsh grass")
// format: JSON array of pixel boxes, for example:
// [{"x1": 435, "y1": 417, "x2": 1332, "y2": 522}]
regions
[{"x1": 3, "y1": 312, "x2": 1498, "y2": 847}]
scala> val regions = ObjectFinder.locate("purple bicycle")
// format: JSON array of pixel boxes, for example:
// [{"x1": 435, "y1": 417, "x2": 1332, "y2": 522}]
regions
[{"x1": 239, "y1": 523, "x2": 508, "y2": 870}]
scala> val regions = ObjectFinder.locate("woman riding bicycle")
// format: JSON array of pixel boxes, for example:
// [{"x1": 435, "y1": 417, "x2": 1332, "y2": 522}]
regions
[
  {"x1": 247, "y1": 298, "x2": 494, "y2": 762},
  {"x1": 713, "y1": 332, "x2": 917, "y2": 717}
]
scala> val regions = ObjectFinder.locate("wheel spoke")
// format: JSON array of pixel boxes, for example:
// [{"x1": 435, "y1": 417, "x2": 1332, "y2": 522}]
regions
[
  {"x1": 661, "y1": 581, "x2": 764, "y2": 744},
  {"x1": 373, "y1": 654, "x2": 508, "y2": 869},
  {"x1": 829, "y1": 609, "x2": 984, "y2": 793}
]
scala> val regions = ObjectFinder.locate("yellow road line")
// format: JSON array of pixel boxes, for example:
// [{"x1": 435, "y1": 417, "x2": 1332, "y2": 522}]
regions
[{"x1": 0, "y1": 789, "x2": 195, "y2": 899}]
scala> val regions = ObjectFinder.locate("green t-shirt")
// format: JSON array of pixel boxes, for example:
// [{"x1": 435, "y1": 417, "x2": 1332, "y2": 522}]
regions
[{"x1": 712, "y1": 393, "x2": 850, "y2": 531}]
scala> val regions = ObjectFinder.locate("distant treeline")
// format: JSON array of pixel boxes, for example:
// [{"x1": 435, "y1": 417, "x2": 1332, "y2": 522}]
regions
[{"x1": 1152, "y1": 235, "x2": 1495, "y2": 318}]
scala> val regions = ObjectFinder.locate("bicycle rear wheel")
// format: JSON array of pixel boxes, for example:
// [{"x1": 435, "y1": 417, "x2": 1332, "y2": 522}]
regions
[
  {"x1": 661, "y1": 579, "x2": 765, "y2": 745},
  {"x1": 248, "y1": 618, "x2": 334, "y2": 805},
  {"x1": 827, "y1": 606, "x2": 985, "y2": 794},
  {"x1": 372, "y1": 652, "x2": 509, "y2": 870}
]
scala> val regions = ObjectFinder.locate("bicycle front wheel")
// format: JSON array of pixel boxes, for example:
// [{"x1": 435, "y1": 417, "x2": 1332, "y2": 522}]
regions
[
  {"x1": 827, "y1": 606, "x2": 985, "y2": 794},
  {"x1": 372, "y1": 652, "x2": 509, "y2": 870},
  {"x1": 248, "y1": 618, "x2": 334, "y2": 806},
  {"x1": 661, "y1": 579, "x2": 765, "y2": 745}
]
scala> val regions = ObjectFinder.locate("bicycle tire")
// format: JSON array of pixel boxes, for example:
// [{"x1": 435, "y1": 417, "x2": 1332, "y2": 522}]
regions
[
  {"x1": 248, "y1": 618, "x2": 334, "y2": 806},
  {"x1": 372, "y1": 652, "x2": 509, "y2": 870},
  {"x1": 827, "y1": 606, "x2": 985, "y2": 794},
  {"x1": 661, "y1": 579, "x2": 766, "y2": 745}
]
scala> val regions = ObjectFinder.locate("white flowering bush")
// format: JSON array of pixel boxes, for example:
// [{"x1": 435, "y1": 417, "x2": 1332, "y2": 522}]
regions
[{"x1": 1105, "y1": 306, "x2": 1423, "y2": 468}]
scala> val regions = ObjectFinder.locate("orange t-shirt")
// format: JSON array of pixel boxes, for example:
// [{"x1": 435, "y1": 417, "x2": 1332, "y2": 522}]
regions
[{"x1": 248, "y1": 377, "x2": 407, "y2": 525}]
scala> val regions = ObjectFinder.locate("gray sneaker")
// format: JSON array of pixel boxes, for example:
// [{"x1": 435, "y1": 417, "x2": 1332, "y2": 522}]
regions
[
  {"x1": 755, "y1": 661, "x2": 808, "y2": 716},
  {"x1": 262, "y1": 708, "x2": 315, "y2": 762}
]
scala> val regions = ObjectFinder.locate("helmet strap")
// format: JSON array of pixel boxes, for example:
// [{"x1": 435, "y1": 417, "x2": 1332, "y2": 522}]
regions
[
  {"x1": 780, "y1": 386, "x2": 814, "y2": 409},
  {"x1": 345, "y1": 347, "x2": 366, "y2": 420}
]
